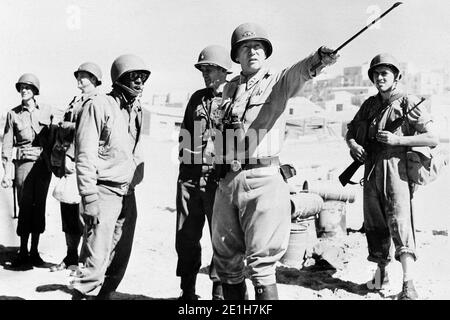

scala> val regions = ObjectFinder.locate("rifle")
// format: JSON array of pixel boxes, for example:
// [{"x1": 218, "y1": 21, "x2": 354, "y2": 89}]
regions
[{"x1": 339, "y1": 97, "x2": 426, "y2": 186}]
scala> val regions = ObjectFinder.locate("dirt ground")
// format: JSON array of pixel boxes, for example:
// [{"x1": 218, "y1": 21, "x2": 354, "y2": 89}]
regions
[{"x1": 1, "y1": 135, "x2": 449, "y2": 300}]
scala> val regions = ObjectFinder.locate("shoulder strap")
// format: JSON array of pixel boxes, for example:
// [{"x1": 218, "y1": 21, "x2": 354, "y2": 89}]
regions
[{"x1": 364, "y1": 96, "x2": 386, "y2": 123}]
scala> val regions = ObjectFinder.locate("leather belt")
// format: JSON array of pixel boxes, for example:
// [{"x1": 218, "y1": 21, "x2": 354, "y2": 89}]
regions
[{"x1": 230, "y1": 156, "x2": 280, "y2": 172}]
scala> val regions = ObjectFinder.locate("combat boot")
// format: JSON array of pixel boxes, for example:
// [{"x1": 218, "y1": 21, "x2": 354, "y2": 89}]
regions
[
  {"x1": 29, "y1": 251, "x2": 45, "y2": 267},
  {"x1": 254, "y1": 283, "x2": 279, "y2": 300},
  {"x1": 178, "y1": 274, "x2": 198, "y2": 300},
  {"x1": 222, "y1": 281, "x2": 248, "y2": 300},
  {"x1": 366, "y1": 267, "x2": 390, "y2": 290},
  {"x1": 398, "y1": 280, "x2": 419, "y2": 300},
  {"x1": 10, "y1": 251, "x2": 31, "y2": 268}
]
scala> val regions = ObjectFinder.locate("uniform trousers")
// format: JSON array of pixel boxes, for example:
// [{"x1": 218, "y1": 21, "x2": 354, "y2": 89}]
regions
[
  {"x1": 212, "y1": 166, "x2": 290, "y2": 286},
  {"x1": 71, "y1": 185, "x2": 137, "y2": 295}
]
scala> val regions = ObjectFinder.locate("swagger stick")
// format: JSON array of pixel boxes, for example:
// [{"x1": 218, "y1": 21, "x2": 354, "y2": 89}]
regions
[{"x1": 312, "y1": 2, "x2": 403, "y2": 70}]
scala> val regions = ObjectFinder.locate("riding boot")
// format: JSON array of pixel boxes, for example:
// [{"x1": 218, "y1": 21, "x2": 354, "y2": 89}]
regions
[{"x1": 222, "y1": 281, "x2": 248, "y2": 300}]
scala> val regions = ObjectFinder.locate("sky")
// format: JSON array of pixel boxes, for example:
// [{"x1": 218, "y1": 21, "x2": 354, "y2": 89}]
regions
[{"x1": 1, "y1": 0, "x2": 450, "y2": 110}]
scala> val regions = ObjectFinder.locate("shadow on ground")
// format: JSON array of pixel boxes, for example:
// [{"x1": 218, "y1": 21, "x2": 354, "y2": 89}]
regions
[
  {"x1": 0, "y1": 244, "x2": 31, "y2": 271},
  {"x1": 0, "y1": 296, "x2": 26, "y2": 300},
  {"x1": 35, "y1": 283, "x2": 175, "y2": 300},
  {"x1": 276, "y1": 262, "x2": 373, "y2": 296},
  {"x1": 0, "y1": 245, "x2": 57, "y2": 271},
  {"x1": 200, "y1": 263, "x2": 372, "y2": 297}
]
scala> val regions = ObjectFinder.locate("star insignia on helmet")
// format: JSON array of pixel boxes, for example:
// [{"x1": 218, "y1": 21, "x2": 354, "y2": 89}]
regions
[{"x1": 242, "y1": 31, "x2": 255, "y2": 38}]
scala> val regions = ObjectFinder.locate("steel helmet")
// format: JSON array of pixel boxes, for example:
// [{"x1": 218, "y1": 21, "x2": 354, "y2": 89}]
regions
[
  {"x1": 74, "y1": 62, "x2": 103, "y2": 85},
  {"x1": 368, "y1": 53, "x2": 401, "y2": 82},
  {"x1": 15, "y1": 73, "x2": 40, "y2": 95},
  {"x1": 194, "y1": 45, "x2": 233, "y2": 74},
  {"x1": 230, "y1": 22, "x2": 273, "y2": 63},
  {"x1": 110, "y1": 54, "x2": 151, "y2": 84}
]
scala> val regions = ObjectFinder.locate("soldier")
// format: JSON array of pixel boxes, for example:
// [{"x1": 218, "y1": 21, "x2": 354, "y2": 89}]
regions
[
  {"x1": 1, "y1": 73, "x2": 53, "y2": 268},
  {"x1": 176, "y1": 45, "x2": 232, "y2": 300},
  {"x1": 345, "y1": 53, "x2": 438, "y2": 300},
  {"x1": 70, "y1": 54, "x2": 150, "y2": 299},
  {"x1": 50, "y1": 62, "x2": 102, "y2": 272},
  {"x1": 211, "y1": 22, "x2": 338, "y2": 300}
]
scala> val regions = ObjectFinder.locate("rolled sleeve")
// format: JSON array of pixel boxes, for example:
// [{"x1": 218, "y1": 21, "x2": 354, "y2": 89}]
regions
[{"x1": 406, "y1": 96, "x2": 432, "y2": 133}]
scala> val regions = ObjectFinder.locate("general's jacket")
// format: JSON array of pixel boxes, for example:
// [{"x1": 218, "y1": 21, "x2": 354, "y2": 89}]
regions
[{"x1": 216, "y1": 50, "x2": 323, "y2": 161}]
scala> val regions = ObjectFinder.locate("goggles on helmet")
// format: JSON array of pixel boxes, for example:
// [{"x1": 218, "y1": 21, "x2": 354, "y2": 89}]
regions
[{"x1": 126, "y1": 71, "x2": 149, "y2": 83}]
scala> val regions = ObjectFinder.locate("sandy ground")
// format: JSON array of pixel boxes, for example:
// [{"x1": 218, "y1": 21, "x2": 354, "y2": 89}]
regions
[{"x1": 0, "y1": 134, "x2": 449, "y2": 300}]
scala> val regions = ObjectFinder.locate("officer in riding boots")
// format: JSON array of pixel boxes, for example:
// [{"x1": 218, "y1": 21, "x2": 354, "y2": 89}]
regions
[{"x1": 211, "y1": 22, "x2": 338, "y2": 300}]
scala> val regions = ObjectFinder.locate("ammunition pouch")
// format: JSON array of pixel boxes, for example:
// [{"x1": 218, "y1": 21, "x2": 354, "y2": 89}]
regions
[{"x1": 407, "y1": 146, "x2": 449, "y2": 186}]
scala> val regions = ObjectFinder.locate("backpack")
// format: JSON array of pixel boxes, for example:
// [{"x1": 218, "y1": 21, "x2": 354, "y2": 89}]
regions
[
  {"x1": 406, "y1": 145, "x2": 449, "y2": 185},
  {"x1": 401, "y1": 97, "x2": 450, "y2": 185}
]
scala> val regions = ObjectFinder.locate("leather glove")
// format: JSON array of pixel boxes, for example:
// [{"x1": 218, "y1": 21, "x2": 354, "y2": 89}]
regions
[
  {"x1": 318, "y1": 46, "x2": 339, "y2": 66},
  {"x1": 83, "y1": 214, "x2": 99, "y2": 227},
  {"x1": 82, "y1": 198, "x2": 100, "y2": 226}
]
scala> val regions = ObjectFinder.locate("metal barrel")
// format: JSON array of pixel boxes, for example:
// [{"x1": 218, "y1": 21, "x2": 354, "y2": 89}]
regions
[
  {"x1": 280, "y1": 217, "x2": 317, "y2": 268},
  {"x1": 302, "y1": 180, "x2": 356, "y2": 203},
  {"x1": 290, "y1": 192, "x2": 323, "y2": 220},
  {"x1": 316, "y1": 200, "x2": 347, "y2": 238}
]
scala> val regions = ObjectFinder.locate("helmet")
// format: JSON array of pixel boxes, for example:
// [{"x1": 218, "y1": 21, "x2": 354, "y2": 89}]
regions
[
  {"x1": 230, "y1": 22, "x2": 273, "y2": 63},
  {"x1": 15, "y1": 73, "x2": 40, "y2": 95},
  {"x1": 194, "y1": 45, "x2": 232, "y2": 73},
  {"x1": 110, "y1": 54, "x2": 151, "y2": 84},
  {"x1": 74, "y1": 62, "x2": 103, "y2": 85},
  {"x1": 368, "y1": 53, "x2": 401, "y2": 82}
]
